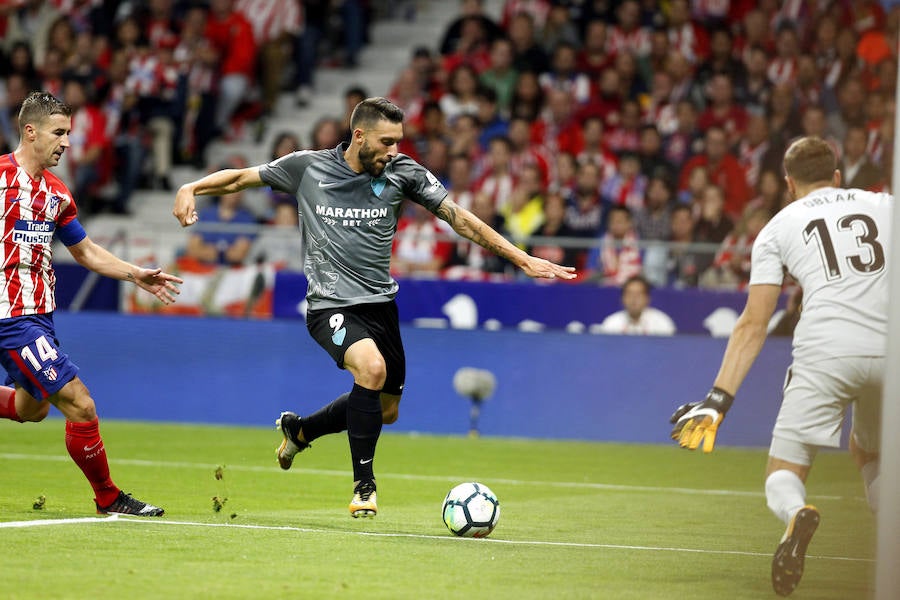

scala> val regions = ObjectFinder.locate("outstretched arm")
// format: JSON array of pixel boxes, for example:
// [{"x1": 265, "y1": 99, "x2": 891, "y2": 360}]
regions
[
  {"x1": 435, "y1": 198, "x2": 576, "y2": 280},
  {"x1": 66, "y1": 237, "x2": 183, "y2": 304},
  {"x1": 173, "y1": 167, "x2": 265, "y2": 227}
]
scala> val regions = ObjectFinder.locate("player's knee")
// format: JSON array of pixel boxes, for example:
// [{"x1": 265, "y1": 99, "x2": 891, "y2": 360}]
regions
[{"x1": 357, "y1": 357, "x2": 387, "y2": 390}]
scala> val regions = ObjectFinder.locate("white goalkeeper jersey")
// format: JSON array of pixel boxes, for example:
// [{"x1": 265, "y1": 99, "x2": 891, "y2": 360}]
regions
[{"x1": 749, "y1": 186, "x2": 891, "y2": 361}]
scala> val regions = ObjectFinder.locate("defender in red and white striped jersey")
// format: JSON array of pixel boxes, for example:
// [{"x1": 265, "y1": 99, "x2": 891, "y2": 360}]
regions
[
  {"x1": 670, "y1": 137, "x2": 888, "y2": 596},
  {"x1": 0, "y1": 92, "x2": 183, "y2": 516}
]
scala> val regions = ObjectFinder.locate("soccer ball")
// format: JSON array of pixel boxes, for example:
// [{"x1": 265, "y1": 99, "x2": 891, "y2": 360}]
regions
[{"x1": 441, "y1": 482, "x2": 500, "y2": 538}]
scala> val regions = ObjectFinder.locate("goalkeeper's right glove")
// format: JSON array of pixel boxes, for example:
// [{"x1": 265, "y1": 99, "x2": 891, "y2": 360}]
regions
[{"x1": 669, "y1": 387, "x2": 734, "y2": 453}]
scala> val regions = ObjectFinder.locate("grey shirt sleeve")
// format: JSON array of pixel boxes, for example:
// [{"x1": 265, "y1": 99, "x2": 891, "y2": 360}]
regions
[
  {"x1": 259, "y1": 151, "x2": 313, "y2": 194},
  {"x1": 393, "y1": 155, "x2": 448, "y2": 213}
]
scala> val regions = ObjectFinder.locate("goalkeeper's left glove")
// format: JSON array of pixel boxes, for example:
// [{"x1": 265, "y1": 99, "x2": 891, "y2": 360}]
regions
[{"x1": 669, "y1": 387, "x2": 734, "y2": 453}]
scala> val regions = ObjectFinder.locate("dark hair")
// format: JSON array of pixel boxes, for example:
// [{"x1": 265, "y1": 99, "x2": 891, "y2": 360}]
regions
[
  {"x1": 783, "y1": 136, "x2": 837, "y2": 185},
  {"x1": 349, "y1": 97, "x2": 404, "y2": 130},
  {"x1": 18, "y1": 91, "x2": 71, "y2": 133},
  {"x1": 622, "y1": 274, "x2": 652, "y2": 296}
]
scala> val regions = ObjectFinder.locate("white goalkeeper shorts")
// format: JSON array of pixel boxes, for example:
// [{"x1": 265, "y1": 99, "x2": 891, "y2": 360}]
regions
[{"x1": 770, "y1": 355, "x2": 883, "y2": 462}]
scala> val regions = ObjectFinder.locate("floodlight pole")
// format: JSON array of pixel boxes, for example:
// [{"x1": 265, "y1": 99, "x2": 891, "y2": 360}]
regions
[{"x1": 874, "y1": 50, "x2": 900, "y2": 600}]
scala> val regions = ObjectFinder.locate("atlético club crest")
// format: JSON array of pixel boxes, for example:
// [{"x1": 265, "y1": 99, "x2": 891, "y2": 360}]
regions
[
  {"x1": 42, "y1": 366, "x2": 58, "y2": 381},
  {"x1": 47, "y1": 195, "x2": 62, "y2": 211}
]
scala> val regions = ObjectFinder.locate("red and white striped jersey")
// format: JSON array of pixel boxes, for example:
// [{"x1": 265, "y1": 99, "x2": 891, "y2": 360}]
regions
[{"x1": 0, "y1": 153, "x2": 78, "y2": 319}]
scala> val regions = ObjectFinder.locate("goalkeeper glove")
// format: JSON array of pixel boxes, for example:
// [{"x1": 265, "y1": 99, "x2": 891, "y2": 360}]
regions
[{"x1": 669, "y1": 387, "x2": 734, "y2": 453}]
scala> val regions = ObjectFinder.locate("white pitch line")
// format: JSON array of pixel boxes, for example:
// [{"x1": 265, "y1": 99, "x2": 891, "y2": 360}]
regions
[
  {"x1": 0, "y1": 515, "x2": 874, "y2": 564},
  {"x1": 0, "y1": 452, "x2": 859, "y2": 501},
  {"x1": 0, "y1": 515, "x2": 120, "y2": 528}
]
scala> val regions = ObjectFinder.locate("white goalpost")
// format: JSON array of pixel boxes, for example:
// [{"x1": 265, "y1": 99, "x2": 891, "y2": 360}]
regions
[{"x1": 874, "y1": 49, "x2": 900, "y2": 600}]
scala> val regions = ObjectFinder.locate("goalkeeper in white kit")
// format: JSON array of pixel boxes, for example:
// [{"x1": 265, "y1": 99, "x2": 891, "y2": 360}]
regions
[{"x1": 670, "y1": 136, "x2": 889, "y2": 596}]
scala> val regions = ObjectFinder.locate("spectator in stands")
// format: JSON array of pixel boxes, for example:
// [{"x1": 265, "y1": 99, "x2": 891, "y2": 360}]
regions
[
  {"x1": 694, "y1": 27, "x2": 743, "y2": 88},
  {"x1": 827, "y1": 77, "x2": 866, "y2": 143},
  {"x1": 3, "y1": 0, "x2": 59, "y2": 69},
  {"x1": 479, "y1": 37, "x2": 518, "y2": 118},
  {"x1": 444, "y1": 152, "x2": 476, "y2": 211},
  {"x1": 678, "y1": 163, "x2": 708, "y2": 205},
  {"x1": 678, "y1": 126, "x2": 751, "y2": 220},
  {"x1": 439, "y1": 0, "x2": 504, "y2": 58},
  {"x1": 607, "y1": 0, "x2": 650, "y2": 58},
  {"x1": 529, "y1": 191, "x2": 580, "y2": 271},
  {"x1": 447, "y1": 112, "x2": 483, "y2": 163},
  {"x1": 99, "y1": 48, "x2": 143, "y2": 216},
  {"x1": 839, "y1": 125, "x2": 885, "y2": 191},
  {"x1": 693, "y1": 184, "x2": 734, "y2": 247},
  {"x1": 532, "y1": 87, "x2": 583, "y2": 157},
  {"x1": 698, "y1": 73, "x2": 748, "y2": 147},
  {"x1": 601, "y1": 151, "x2": 646, "y2": 212},
  {"x1": 662, "y1": 99, "x2": 701, "y2": 171},
  {"x1": 292, "y1": 0, "x2": 327, "y2": 107},
  {"x1": 799, "y1": 105, "x2": 841, "y2": 159},
  {"x1": 767, "y1": 23, "x2": 801, "y2": 86},
  {"x1": 441, "y1": 14, "x2": 491, "y2": 74},
  {"x1": 500, "y1": 163, "x2": 545, "y2": 250},
  {"x1": 700, "y1": 205, "x2": 771, "y2": 291},
  {"x1": 666, "y1": 204, "x2": 701, "y2": 289},
  {"x1": 309, "y1": 117, "x2": 343, "y2": 151},
  {"x1": 389, "y1": 67, "x2": 428, "y2": 132},
  {"x1": 664, "y1": 51, "x2": 704, "y2": 108},
  {"x1": 737, "y1": 45, "x2": 773, "y2": 115},
  {"x1": 736, "y1": 113, "x2": 781, "y2": 192},
  {"x1": 665, "y1": 0, "x2": 709, "y2": 66},
  {"x1": 508, "y1": 115, "x2": 551, "y2": 186},
  {"x1": 634, "y1": 175, "x2": 674, "y2": 242},
  {"x1": 475, "y1": 86, "x2": 509, "y2": 151},
  {"x1": 551, "y1": 150, "x2": 576, "y2": 195},
  {"x1": 204, "y1": 0, "x2": 257, "y2": 140},
  {"x1": 5, "y1": 41, "x2": 41, "y2": 91},
  {"x1": 440, "y1": 64, "x2": 481, "y2": 123},
  {"x1": 585, "y1": 205, "x2": 642, "y2": 287},
  {"x1": 576, "y1": 116, "x2": 617, "y2": 184},
  {"x1": 637, "y1": 124, "x2": 674, "y2": 184},
  {"x1": 576, "y1": 19, "x2": 611, "y2": 80},
  {"x1": 508, "y1": 69, "x2": 544, "y2": 122},
  {"x1": 183, "y1": 156, "x2": 258, "y2": 267},
  {"x1": 767, "y1": 82, "x2": 803, "y2": 150},
  {"x1": 474, "y1": 135, "x2": 515, "y2": 211},
  {"x1": 236, "y1": 0, "x2": 301, "y2": 117},
  {"x1": 748, "y1": 169, "x2": 787, "y2": 216},
  {"x1": 612, "y1": 50, "x2": 647, "y2": 102},
  {"x1": 539, "y1": 41, "x2": 591, "y2": 105},
  {"x1": 563, "y1": 160, "x2": 603, "y2": 240},
  {"x1": 594, "y1": 275, "x2": 676, "y2": 336},
  {"x1": 507, "y1": 11, "x2": 549, "y2": 74},
  {"x1": 391, "y1": 201, "x2": 453, "y2": 278},
  {"x1": 59, "y1": 77, "x2": 109, "y2": 214}
]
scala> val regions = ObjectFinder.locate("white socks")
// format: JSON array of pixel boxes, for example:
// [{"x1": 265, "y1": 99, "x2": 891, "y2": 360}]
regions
[
  {"x1": 766, "y1": 469, "x2": 807, "y2": 526},
  {"x1": 860, "y1": 460, "x2": 879, "y2": 513}
]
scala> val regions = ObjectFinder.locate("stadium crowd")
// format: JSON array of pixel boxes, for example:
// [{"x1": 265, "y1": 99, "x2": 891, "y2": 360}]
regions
[{"x1": 1, "y1": 0, "x2": 898, "y2": 291}]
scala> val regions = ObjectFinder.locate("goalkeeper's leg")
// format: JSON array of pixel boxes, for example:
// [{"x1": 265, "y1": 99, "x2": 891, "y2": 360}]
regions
[
  {"x1": 766, "y1": 441, "x2": 818, "y2": 597},
  {"x1": 849, "y1": 434, "x2": 879, "y2": 512}
]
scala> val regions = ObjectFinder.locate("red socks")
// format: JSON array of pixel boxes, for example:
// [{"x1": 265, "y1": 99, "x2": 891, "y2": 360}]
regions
[
  {"x1": 65, "y1": 418, "x2": 120, "y2": 508},
  {"x1": 0, "y1": 386, "x2": 22, "y2": 422}
]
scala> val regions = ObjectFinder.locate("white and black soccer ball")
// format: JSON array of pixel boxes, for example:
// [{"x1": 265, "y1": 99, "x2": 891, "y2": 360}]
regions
[{"x1": 441, "y1": 482, "x2": 500, "y2": 538}]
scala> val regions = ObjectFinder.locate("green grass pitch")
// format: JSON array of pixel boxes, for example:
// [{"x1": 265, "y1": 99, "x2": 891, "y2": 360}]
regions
[{"x1": 0, "y1": 420, "x2": 874, "y2": 599}]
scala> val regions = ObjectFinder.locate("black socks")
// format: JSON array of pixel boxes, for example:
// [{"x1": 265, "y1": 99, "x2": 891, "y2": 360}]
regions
[
  {"x1": 347, "y1": 383, "x2": 382, "y2": 482},
  {"x1": 301, "y1": 392, "x2": 350, "y2": 442}
]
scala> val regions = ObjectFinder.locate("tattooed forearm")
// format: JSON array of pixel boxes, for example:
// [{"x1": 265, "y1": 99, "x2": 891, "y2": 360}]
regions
[{"x1": 436, "y1": 201, "x2": 459, "y2": 227}]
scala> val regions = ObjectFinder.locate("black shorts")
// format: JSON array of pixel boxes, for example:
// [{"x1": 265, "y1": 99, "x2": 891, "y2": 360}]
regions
[{"x1": 306, "y1": 300, "x2": 406, "y2": 395}]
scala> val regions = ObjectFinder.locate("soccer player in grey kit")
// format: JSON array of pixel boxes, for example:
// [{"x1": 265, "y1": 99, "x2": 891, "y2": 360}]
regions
[{"x1": 173, "y1": 97, "x2": 576, "y2": 517}]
